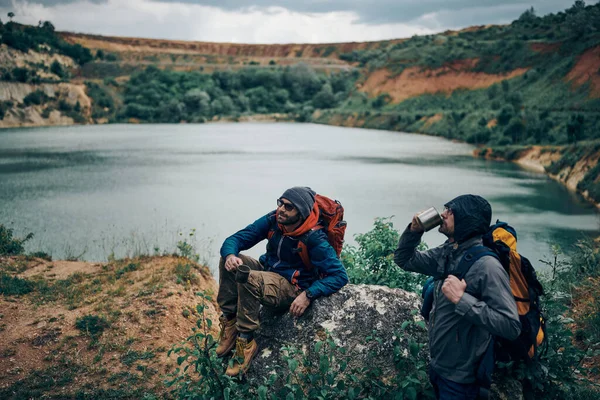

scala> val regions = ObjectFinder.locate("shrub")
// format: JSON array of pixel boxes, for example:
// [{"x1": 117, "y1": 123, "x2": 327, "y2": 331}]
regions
[
  {"x1": 341, "y1": 217, "x2": 426, "y2": 293},
  {"x1": 577, "y1": 162, "x2": 600, "y2": 203},
  {"x1": 0, "y1": 100, "x2": 13, "y2": 119},
  {"x1": 0, "y1": 273, "x2": 34, "y2": 296},
  {"x1": 372, "y1": 93, "x2": 391, "y2": 109},
  {"x1": 75, "y1": 314, "x2": 109, "y2": 338},
  {"x1": 0, "y1": 224, "x2": 33, "y2": 255},
  {"x1": 29, "y1": 251, "x2": 52, "y2": 261},
  {"x1": 50, "y1": 60, "x2": 66, "y2": 78},
  {"x1": 11, "y1": 67, "x2": 31, "y2": 83},
  {"x1": 105, "y1": 52, "x2": 119, "y2": 61},
  {"x1": 114, "y1": 262, "x2": 139, "y2": 279},
  {"x1": 23, "y1": 89, "x2": 48, "y2": 106}
]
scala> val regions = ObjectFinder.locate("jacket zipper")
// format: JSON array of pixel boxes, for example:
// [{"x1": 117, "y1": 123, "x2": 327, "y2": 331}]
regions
[
  {"x1": 272, "y1": 235, "x2": 284, "y2": 269},
  {"x1": 430, "y1": 281, "x2": 438, "y2": 329}
]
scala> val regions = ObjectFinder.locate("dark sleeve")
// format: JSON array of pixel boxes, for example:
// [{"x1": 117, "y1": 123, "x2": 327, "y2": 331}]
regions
[
  {"x1": 305, "y1": 231, "x2": 348, "y2": 299},
  {"x1": 394, "y1": 224, "x2": 445, "y2": 278},
  {"x1": 455, "y1": 256, "x2": 521, "y2": 340},
  {"x1": 219, "y1": 212, "x2": 273, "y2": 259}
]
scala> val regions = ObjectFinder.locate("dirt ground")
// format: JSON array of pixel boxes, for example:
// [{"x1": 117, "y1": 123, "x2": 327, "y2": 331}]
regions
[
  {"x1": 360, "y1": 61, "x2": 528, "y2": 103},
  {"x1": 566, "y1": 45, "x2": 600, "y2": 98},
  {"x1": 0, "y1": 255, "x2": 220, "y2": 397}
]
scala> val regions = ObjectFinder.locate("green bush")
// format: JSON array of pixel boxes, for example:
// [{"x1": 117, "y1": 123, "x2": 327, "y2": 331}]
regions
[
  {"x1": 1, "y1": 21, "x2": 92, "y2": 65},
  {"x1": 0, "y1": 273, "x2": 34, "y2": 295},
  {"x1": 341, "y1": 217, "x2": 426, "y2": 293},
  {"x1": 11, "y1": 67, "x2": 32, "y2": 83},
  {"x1": 85, "y1": 81, "x2": 115, "y2": 118},
  {"x1": 0, "y1": 100, "x2": 13, "y2": 119},
  {"x1": 577, "y1": 162, "x2": 600, "y2": 203},
  {"x1": 23, "y1": 89, "x2": 48, "y2": 106},
  {"x1": 29, "y1": 251, "x2": 52, "y2": 261},
  {"x1": 0, "y1": 224, "x2": 33, "y2": 255},
  {"x1": 75, "y1": 314, "x2": 109, "y2": 338},
  {"x1": 50, "y1": 60, "x2": 66, "y2": 79}
]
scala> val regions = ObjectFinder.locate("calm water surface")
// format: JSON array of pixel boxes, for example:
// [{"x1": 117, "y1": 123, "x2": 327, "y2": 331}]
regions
[{"x1": 1, "y1": 123, "x2": 598, "y2": 275}]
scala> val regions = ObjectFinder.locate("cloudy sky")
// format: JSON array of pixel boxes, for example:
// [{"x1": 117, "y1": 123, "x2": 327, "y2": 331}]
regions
[{"x1": 0, "y1": 0, "x2": 580, "y2": 43}]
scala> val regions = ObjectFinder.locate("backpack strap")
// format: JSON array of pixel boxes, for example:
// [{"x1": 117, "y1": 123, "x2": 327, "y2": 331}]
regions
[
  {"x1": 297, "y1": 225, "x2": 324, "y2": 271},
  {"x1": 266, "y1": 210, "x2": 278, "y2": 240},
  {"x1": 453, "y1": 245, "x2": 500, "y2": 281}
]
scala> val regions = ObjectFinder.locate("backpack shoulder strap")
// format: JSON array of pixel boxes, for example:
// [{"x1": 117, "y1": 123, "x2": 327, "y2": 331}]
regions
[
  {"x1": 454, "y1": 245, "x2": 499, "y2": 281},
  {"x1": 297, "y1": 225, "x2": 324, "y2": 270},
  {"x1": 266, "y1": 210, "x2": 278, "y2": 240},
  {"x1": 520, "y1": 255, "x2": 545, "y2": 296}
]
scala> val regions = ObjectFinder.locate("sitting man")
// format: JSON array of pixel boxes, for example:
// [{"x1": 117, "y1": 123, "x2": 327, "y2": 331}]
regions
[
  {"x1": 394, "y1": 194, "x2": 520, "y2": 399},
  {"x1": 216, "y1": 186, "x2": 348, "y2": 376}
]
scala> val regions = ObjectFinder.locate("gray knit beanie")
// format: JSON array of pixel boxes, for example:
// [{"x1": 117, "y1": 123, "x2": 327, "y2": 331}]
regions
[{"x1": 280, "y1": 187, "x2": 316, "y2": 219}]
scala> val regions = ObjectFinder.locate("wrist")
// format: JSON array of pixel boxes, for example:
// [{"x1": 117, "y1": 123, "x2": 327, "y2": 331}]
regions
[{"x1": 304, "y1": 290, "x2": 315, "y2": 301}]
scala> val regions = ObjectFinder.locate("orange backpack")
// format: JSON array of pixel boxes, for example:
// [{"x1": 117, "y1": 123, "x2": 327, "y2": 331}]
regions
[
  {"x1": 297, "y1": 194, "x2": 346, "y2": 270},
  {"x1": 482, "y1": 222, "x2": 546, "y2": 361}
]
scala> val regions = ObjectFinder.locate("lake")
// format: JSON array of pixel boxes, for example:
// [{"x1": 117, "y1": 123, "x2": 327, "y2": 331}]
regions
[{"x1": 1, "y1": 122, "x2": 598, "y2": 275}]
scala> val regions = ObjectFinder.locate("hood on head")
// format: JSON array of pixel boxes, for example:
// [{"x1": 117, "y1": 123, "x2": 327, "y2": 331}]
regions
[{"x1": 444, "y1": 194, "x2": 492, "y2": 243}]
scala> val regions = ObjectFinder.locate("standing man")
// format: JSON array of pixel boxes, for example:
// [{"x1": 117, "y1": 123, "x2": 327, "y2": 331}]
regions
[
  {"x1": 394, "y1": 194, "x2": 520, "y2": 399},
  {"x1": 216, "y1": 187, "x2": 348, "y2": 377}
]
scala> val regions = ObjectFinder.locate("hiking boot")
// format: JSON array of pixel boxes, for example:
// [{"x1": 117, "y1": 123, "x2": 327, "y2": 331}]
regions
[
  {"x1": 225, "y1": 337, "x2": 259, "y2": 377},
  {"x1": 216, "y1": 316, "x2": 238, "y2": 357}
]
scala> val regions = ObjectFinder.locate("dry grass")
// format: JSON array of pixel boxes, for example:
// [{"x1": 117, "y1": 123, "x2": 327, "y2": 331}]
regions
[{"x1": 0, "y1": 255, "x2": 218, "y2": 398}]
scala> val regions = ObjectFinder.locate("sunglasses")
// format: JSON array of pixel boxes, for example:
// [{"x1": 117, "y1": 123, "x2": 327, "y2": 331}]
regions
[{"x1": 277, "y1": 198, "x2": 295, "y2": 212}]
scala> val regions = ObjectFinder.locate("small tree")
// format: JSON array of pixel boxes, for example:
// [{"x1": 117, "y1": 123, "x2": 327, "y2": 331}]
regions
[
  {"x1": 7, "y1": 12, "x2": 14, "y2": 22},
  {"x1": 50, "y1": 60, "x2": 65, "y2": 78},
  {"x1": 567, "y1": 114, "x2": 585, "y2": 143},
  {"x1": 518, "y1": 7, "x2": 537, "y2": 24}
]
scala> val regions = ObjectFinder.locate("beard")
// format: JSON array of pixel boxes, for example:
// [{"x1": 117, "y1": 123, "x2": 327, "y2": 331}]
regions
[
  {"x1": 278, "y1": 213, "x2": 302, "y2": 226},
  {"x1": 438, "y1": 223, "x2": 454, "y2": 238}
]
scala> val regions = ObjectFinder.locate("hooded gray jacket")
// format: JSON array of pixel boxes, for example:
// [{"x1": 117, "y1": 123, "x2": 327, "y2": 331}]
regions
[{"x1": 394, "y1": 195, "x2": 520, "y2": 384}]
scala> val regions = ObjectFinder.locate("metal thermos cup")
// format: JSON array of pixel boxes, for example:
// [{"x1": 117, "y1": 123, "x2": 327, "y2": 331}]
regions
[
  {"x1": 417, "y1": 207, "x2": 443, "y2": 232},
  {"x1": 235, "y1": 264, "x2": 251, "y2": 283}
]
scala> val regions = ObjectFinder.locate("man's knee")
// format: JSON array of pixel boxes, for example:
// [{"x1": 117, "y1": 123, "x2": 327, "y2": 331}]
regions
[{"x1": 238, "y1": 271, "x2": 263, "y2": 296}]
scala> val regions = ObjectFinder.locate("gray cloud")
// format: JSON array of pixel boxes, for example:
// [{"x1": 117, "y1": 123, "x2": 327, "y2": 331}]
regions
[
  {"x1": 1, "y1": 0, "x2": 578, "y2": 26},
  {"x1": 0, "y1": 0, "x2": 582, "y2": 44},
  {"x1": 155, "y1": 0, "x2": 576, "y2": 25},
  {"x1": 0, "y1": 0, "x2": 105, "y2": 7}
]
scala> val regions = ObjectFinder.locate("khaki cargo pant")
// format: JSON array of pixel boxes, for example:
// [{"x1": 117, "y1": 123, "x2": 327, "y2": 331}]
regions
[{"x1": 217, "y1": 254, "x2": 300, "y2": 333}]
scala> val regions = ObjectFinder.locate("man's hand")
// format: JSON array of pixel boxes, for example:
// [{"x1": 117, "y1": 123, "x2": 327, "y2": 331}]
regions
[
  {"x1": 442, "y1": 275, "x2": 467, "y2": 304},
  {"x1": 289, "y1": 292, "x2": 311, "y2": 317},
  {"x1": 410, "y1": 214, "x2": 425, "y2": 233},
  {"x1": 225, "y1": 254, "x2": 243, "y2": 272}
]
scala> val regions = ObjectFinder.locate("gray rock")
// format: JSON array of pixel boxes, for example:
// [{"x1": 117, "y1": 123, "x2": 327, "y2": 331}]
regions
[
  {"x1": 253, "y1": 284, "x2": 428, "y2": 382},
  {"x1": 247, "y1": 283, "x2": 523, "y2": 399},
  {"x1": 490, "y1": 374, "x2": 524, "y2": 400}
]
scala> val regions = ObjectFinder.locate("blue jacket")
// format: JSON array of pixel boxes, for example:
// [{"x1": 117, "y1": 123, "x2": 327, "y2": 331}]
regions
[{"x1": 220, "y1": 210, "x2": 348, "y2": 298}]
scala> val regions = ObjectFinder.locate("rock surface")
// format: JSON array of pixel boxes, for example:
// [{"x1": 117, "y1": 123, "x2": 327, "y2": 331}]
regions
[
  {"x1": 253, "y1": 284, "x2": 428, "y2": 382},
  {"x1": 249, "y1": 283, "x2": 523, "y2": 399}
]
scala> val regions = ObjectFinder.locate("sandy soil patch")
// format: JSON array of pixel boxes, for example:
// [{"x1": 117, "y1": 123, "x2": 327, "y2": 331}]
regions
[
  {"x1": 515, "y1": 146, "x2": 562, "y2": 173},
  {"x1": 566, "y1": 45, "x2": 600, "y2": 98},
  {"x1": 360, "y1": 63, "x2": 528, "y2": 103},
  {"x1": 423, "y1": 113, "x2": 443, "y2": 129}
]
